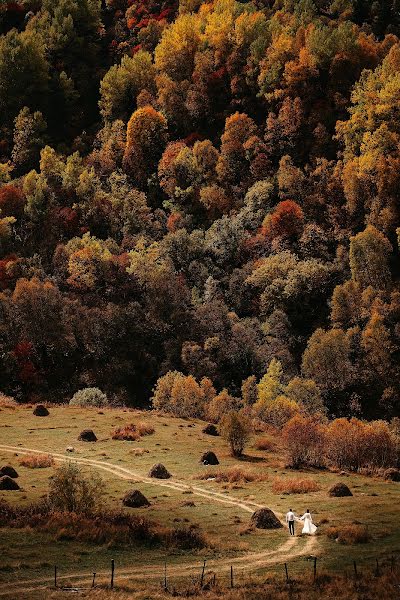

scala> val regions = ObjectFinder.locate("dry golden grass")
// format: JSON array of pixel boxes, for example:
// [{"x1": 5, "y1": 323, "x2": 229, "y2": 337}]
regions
[
  {"x1": 112, "y1": 424, "x2": 140, "y2": 441},
  {"x1": 254, "y1": 436, "x2": 276, "y2": 451},
  {"x1": 326, "y1": 524, "x2": 371, "y2": 545},
  {"x1": 0, "y1": 500, "x2": 206, "y2": 550},
  {"x1": 129, "y1": 447, "x2": 150, "y2": 456},
  {"x1": 49, "y1": 571, "x2": 400, "y2": 599},
  {"x1": 272, "y1": 476, "x2": 320, "y2": 494},
  {"x1": 112, "y1": 422, "x2": 155, "y2": 441},
  {"x1": 136, "y1": 421, "x2": 155, "y2": 436},
  {"x1": 18, "y1": 453, "x2": 54, "y2": 468},
  {"x1": 195, "y1": 466, "x2": 268, "y2": 483},
  {"x1": 0, "y1": 392, "x2": 17, "y2": 408}
]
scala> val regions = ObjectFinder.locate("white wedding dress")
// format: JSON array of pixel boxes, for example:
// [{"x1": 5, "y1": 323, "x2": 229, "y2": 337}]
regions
[{"x1": 299, "y1": 512, "x2": 317, "y2": 535}]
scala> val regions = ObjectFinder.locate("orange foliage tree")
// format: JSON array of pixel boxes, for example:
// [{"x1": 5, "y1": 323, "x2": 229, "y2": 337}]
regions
[{"x1": 123, "y1": 106, "x2": 168, "y2": 186}]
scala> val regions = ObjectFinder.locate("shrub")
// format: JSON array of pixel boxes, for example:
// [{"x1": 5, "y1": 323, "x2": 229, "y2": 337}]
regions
[
  {"x1": 112, "y1": 424, "x2": 140, "y2": 441},
  {"x1": 326, "y1": 524, "x2": 371, "y2": 544},
  {"x1": 18, "y1": 453, "x2": 54, "y2": 468},
  {"x1": 136, "y1": 421, "x2": 155, "y2": 436},
  {"x1": 325, "y1": 418, "x2": 397, "y2": 471},
  {"x1": 254, "y1": 436, "x2": 276, "y2": 451},
  {"x1": 0, "y1": 392, "x2": 16, "y2": 408},
  {"x1": 220, "y1": 411, "x2": 251, "y2": 457},
  {"x1": 283, "y1": 414, "x2": 326, "y2": 468},
  {"x1": 112, "y1": 422, "x2": 154, "y2": 440},
  {"x1": 195, "y1": 467, "x2": 268, "y2": 483},
  {"x1": 0, "y1": 499, "x2": 207, "y2": 550},
  {"x1": 272, "y1": 477, "x2": 320, "y2": 494},
  {"x1": 69, "y1": 387, "x2": 109, "y2": 408},
  {"x1": 166, "y1": 525, "x2": 206, "y2": 550},
  {"x1": 48, "y1": 462, "x2": 104, "y2": 514}
]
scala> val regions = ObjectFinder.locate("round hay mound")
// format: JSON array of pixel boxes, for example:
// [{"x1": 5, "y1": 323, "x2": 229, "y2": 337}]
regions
[
  {"x1": 200, "y1": 451, "x2": 219, "y2": 465},
  {"x1": 328, "y1": 482, "x2": 353, "y2": 497},
  {"x1": 202, "y1": 424, "x2": 219, "y2": 436},
  {"x1": 78, "y1": 429, "x2": 97, "y2": 442},
  {"x1": 123, "y1": 489, "x2": 150, "y2": 508},
  {"x1": 0, "y1": 465, "x2": 18, "y2": 478},
  {"x1": 251, "y1": 508, "x2": 282, "y2": 529},
  {"x1": 33, "y1": 404, "x2": 49, "y2": 417},
  {"x1": 148, "y1": 463, "x2": 171, "y2": 479},
  {"x1": 0, "y1": 475, "x2": 20, "y2": 490},
  {"x1": 383, "y1": 468, "x2": 400, "y2": 482}
]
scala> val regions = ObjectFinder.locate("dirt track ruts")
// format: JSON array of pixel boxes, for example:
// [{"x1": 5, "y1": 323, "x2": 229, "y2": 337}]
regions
[{"x1": 0, "y1": 444, "x2": 318, "y2": 597}]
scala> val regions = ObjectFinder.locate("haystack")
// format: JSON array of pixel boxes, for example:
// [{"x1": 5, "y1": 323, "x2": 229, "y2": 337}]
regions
[
  {"x1": 78, "y1": 429, "x2": 97, "y2": 442},
  {"x1": 148, "y1": 463, "x2": 171, "y2": 479},
  {"x1": 200, "y1": 451, "x2": 219, "y2": 465},
  {"x1": 250, "y1": 508, "x2": 282, "y2": 529},
  {"x1": 202, "y1": 424, "x2": 219, "y2": 436},
  {"x1": 122, "y1": 489, "x2": 150, "y2": 508},
  {"x1": 0, "y1": 475, "x2": 20, "y2": 490},
  {"x1": 0, "y1": 465, "x2": 18, "y2": 478},
  {"x1": 328, "y1": 482, "x2": 353, "y2": 497},
  {"x1": 33, "y1": 404, "x2": 49, "y2": 417}
]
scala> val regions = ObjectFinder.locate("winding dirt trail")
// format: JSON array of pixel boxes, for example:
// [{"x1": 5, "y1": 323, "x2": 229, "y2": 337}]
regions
[{"x1": 0, "y1": 444, "x2": 318, "y2": 597}]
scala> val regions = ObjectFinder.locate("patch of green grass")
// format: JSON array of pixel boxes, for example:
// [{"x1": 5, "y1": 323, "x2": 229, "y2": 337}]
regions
[{"x1": 0, "y1": 405, "x2": 399, "y2": 584}]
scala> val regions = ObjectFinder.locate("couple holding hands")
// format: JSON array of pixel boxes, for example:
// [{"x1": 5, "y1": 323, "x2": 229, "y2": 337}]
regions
[{"x1": 285, "y1": 508, "x2": 317, "y2": 536}]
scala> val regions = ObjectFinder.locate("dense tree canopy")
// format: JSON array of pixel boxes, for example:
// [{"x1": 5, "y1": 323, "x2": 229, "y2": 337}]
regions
[{"x1": 0, "y1": 0, "x2": 400, "y2": 421}]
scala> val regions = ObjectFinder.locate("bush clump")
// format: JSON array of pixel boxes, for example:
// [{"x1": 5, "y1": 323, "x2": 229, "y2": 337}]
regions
[
  {"x1": 254, "y1": 436, "x2": 276, "y2": 451},
  {"x1": 19, "y1": 453, "x2": 54, "y2": 468},
  {"x1": 0, "y1": 500, "x2": 207, "y2": 550},
  {"x1": 112, "y1": 424, "x2": 139, "y2": 441},
  {"x1": 48, "y1": 462, "x2": 104, "y2": 514},
  {"x1": 69, "y1": 388, "x2": 109, "y2": 408},
  {"x1": 112, "y1": 422, "x2": 154, "y2": 441},
  {"x1": 195, "y1": 467, "x2": 268, "y2": 483},
  {"x1": 326, "y1": 524, "x2": 371, "y2": 544},
  {"x1": 272, "y1": 477, "x2": 320, "y2": 494}
]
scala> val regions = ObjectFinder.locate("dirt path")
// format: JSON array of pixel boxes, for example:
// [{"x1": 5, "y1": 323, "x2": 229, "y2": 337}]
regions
[{"x1": 0, "y1": 444, "x2": 318, "y2": 597}]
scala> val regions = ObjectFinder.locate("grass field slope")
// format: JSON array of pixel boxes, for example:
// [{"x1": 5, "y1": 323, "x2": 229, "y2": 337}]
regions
[{"x1": 0, "y1": 405, "x2": 399, "y2": 599}]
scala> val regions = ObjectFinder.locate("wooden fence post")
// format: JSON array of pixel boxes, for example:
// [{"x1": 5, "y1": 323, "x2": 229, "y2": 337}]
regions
[
  {"x1": 230, "y1": 565, "x2": 234, "y2": 588},
  {"x1": 111, "y1": 559, "x2": 115, "y2": 589},
  {"x1": 375, "y1": 559, "x2": 380, "y2": 577},
  {"x1": 353, "y1": 561, "x2": 358, "y2": 580},
  {"x1": 54, "y1": 565, "x2": 57, "y2": 588},
  {"x1": 200, "y1": 560, "x2": 206, "y2": 587},
  {"x1": 284, "y1": 563, "x2": 289, "y2": 583},
  {"x1": 92, "y1": 573, "x2": 96, "y2": 588}
]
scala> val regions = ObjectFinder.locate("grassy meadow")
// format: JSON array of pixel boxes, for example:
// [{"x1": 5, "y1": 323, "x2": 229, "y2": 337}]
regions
[{"x1": 0, "y1": 404, "x2": 399, "y2": 597}]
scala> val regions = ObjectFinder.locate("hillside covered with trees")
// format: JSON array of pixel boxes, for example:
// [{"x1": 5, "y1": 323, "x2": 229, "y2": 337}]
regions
[{"x1": 1, "y1": 0, "x2": 400, "y2": 423}]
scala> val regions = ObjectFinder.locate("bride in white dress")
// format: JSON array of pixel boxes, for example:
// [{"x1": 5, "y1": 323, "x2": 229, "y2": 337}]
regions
[{"x1": 299, "y1": 509, "x2": 317, "y2": 535}]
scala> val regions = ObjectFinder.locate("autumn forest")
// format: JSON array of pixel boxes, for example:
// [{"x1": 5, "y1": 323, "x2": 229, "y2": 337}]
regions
[{"x1": 1, "y1": 0, "x2": 400, "y2": 426}]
